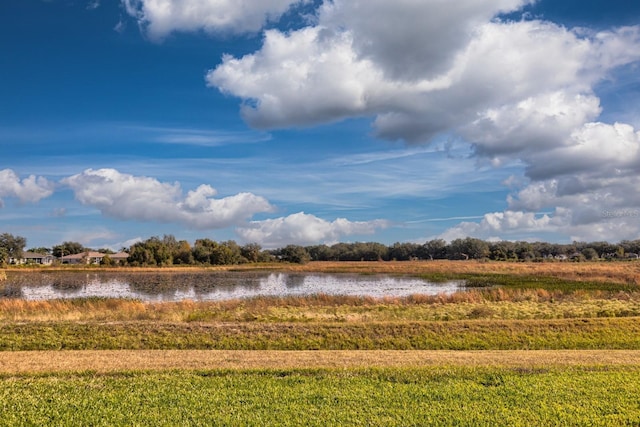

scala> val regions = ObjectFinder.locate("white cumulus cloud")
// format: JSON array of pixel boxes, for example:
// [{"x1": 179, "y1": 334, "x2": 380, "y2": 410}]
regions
[
  {"x1": 236, "y1": 211, "x2": 390, "y2": 247},
  {"x1": 208, "y1": 2, "x2": 640, "y2": 147},
  {"x1": 123, "y1": 0, "x2": 306, "y2": 39},
  {"x1": 0, "y1": 169, "x2": 54, "y2": 207},
  {"x1": 62, "y1": 168, "x2": 274, "y2": 229}
]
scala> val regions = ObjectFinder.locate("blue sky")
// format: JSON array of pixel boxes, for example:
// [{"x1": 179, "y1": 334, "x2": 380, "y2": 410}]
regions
[{"x1": 1, "y1": 0, "x2": 639, "y2": 250}]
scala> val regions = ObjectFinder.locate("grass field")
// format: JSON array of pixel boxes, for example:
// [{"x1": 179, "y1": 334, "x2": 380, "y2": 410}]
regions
[
  {"x1": 2, "y1": 261, "x2": 640, "y2": 425},
  {"x1": 1, "y1": 367, "x2": 639, "y2": 426}
]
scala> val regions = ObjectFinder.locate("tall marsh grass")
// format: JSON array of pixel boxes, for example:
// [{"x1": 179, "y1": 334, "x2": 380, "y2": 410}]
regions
[{"x1": 1, "y1": 289, "x2": 640, "y2": 323}]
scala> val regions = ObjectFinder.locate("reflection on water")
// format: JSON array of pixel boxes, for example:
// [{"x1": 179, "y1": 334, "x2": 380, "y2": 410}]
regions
[{"x1": 1, "y1": 271, "x2": 464, "y2": 302}]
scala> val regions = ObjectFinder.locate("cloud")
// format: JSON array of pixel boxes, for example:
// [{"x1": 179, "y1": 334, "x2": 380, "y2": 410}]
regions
[
  {"x1": 317, "y1": 0, "x2": 533, "y2": 81},
  {"x1": 236, "y1": 212, "x2": 390, "y2": 247},
  {"x1": 438, "y1": 121, "x2": 640, "y2": 242},
  {"x1": 0, "y1": 169, "x2": 54, "y2": 207},
  {"x1": 208, "y1": 3, "x2": 640, "y2": 146},
  {"x1": 123, "y1": 0, "x2": 306, "y2": 39},
  {"x1": 62, "y1": 168, "x2": 274, "y2": 229},
  {"x1": 207, "y1": 1, "x2": 640, "y2": 243}
]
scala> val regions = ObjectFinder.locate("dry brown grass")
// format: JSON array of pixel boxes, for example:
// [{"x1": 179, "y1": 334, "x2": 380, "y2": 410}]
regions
[
  {"x1": 0, "y1": 350, "x2": 639, "y2": 374},
  {"x1": 0, "y1": 288, "x2": 639, "y2": 323}
]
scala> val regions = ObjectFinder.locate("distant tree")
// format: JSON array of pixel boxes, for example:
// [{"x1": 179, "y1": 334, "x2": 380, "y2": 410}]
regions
[
  {"x1": 489, "y1": 241, "x2": 517, "y2": 261},
  {"x1": 0, "y1": 233, "x2": 27, "y2": 262},
  {"x1": 448, "y1": 238, "x2": 489, "y2": 260},
  {"x1": 388, "y1": 242, "x2": 420, "y2": 261},
  {"x1": 100, "y1": 254, "x2": 114, "y2": 266},
  {"x1": 192, "y1": 238, "x2": 217, "y2": 264},
  {"x1": 52, "y1": 241, "x2": 85, "y2": 258},
  {"x1": 514, "y1": 241, "x2": 536, "y2": 261},
  {"x1": 210, "y1": 241, "x2": 243, "y2": 265},
  {"x1": 240, "y1": 243, "x2": 263, "y2": 263},
  {"x1": 27, "y1": 247, "x2": 51, "y2": 255},
  {"x1": 307, "y1": 245, "x2": 334, "y2": 261},
  {"x1": 173, "y1": 240, "x2": 194, "y2": 265},
  {"x1": 422, "y1": 239, "x2": 448, "y2": 260},
  {"x1": 581, "y1": 247, "x2": 599, "y2": 261},
  {"x1": 96, "y1": 248, "x2": 115, "y2": 254},
  {"x1": 278, "y1": 245, "x2": 311, "y2": 264},
  {"x1": 0, "y1": 247, "x2": 7, "y2": 266}
]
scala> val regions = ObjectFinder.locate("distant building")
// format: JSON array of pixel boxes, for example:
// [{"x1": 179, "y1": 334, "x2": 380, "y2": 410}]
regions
[
  {"x1": 60, "y1": 251, "x2": 129, "y2": 265},
  {"x1": 10, "y1": 251, "x2": 56, "y2": 265}
]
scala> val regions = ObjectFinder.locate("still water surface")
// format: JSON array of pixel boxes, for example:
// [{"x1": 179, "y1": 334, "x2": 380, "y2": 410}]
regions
[{"x1": 1, "y1": 271, "x2": 464, "y2": 301}]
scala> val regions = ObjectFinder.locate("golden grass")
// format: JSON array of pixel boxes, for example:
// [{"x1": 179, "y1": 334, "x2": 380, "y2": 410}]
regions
[
  {"x1": 0, "y1": 287, "x2": 639, "y2": 323},
  {"x1": 0, "y1": 288, "x2": 638, "y2": 323},
  {"x1": 0, "y1": 350, "x2": 639, "y2": 374}
]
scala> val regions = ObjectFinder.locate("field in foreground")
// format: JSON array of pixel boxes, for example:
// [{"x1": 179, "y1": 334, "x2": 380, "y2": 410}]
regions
[
  {"x1": 1, "y1": 365, "x2": 639, "y2": 426},
  {"x1": 2, "y1": 261, "x2": 640, "y2": 425}
]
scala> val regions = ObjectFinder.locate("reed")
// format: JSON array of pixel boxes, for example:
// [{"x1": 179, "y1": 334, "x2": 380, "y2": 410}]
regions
[{"x1": 1, "y1": 289, "x2": 640, "y2": 323}]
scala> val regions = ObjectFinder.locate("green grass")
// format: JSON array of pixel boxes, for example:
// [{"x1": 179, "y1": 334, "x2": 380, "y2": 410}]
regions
[
  {"x1": 2, "y1": 318, "x2": 640, "y2": 350},
  {"x1": 0, "y1": 367, "x2": 639, "y2": 426}
]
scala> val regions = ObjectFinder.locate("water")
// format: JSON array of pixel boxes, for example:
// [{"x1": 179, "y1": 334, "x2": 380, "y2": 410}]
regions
[{"x1": 1, "y1": 271, "x2": 464, "y2": 302}]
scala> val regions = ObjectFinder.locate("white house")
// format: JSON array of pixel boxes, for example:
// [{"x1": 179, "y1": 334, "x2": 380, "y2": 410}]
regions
[{"x1": 10, "y1": 251, "x2": 56, "y2": 265}]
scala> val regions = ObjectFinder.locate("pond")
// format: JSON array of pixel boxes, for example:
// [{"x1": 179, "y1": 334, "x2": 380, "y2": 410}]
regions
[{"x1": 0, "y1": 271, "x2": 464, "y2": 302}]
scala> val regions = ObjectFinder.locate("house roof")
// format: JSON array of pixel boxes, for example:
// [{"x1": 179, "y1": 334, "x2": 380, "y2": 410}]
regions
[
  {"x1": 22, "y1": 251, "x2": 54, "y2": 259},
  {"x1": 61, "y1": 251, "x2": 105, "y2": 260},
  {"x1": 60, "y1": 251, "x2": 129, "y2": 260}
]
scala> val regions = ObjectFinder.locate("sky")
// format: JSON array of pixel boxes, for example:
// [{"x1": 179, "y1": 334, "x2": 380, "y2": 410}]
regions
[{"x1": 1, "y1": 0, "x2": 640, "y2": 250}]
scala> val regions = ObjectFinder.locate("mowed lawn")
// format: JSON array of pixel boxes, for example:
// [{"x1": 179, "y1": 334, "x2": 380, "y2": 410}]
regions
[{"x1": 1, "y1": 365, "x2": 639, "y2": 426}]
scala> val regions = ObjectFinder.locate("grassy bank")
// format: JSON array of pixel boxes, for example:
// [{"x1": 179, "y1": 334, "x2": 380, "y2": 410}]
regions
[
  {"x1": 1, "y1": 367, "x2": 639, "y2": 426},
  {"x1": 1, "y1": 317, "x2": 639, "y2": 351}
]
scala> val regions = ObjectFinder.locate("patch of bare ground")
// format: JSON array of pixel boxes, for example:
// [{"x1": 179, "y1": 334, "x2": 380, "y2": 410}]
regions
[{"x1": 0, "y1": 350, "x2": 639, "y2": 374}]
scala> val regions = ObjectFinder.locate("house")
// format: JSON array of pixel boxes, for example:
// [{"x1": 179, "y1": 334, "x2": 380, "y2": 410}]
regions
[
  {"x1": 60, "y1": 251, "x2": 104, "y2": 265},
  {"x1": 10, "y1": 251, "x2": 56, "y2": 265},
  {"x1": 60, "y1": 251, "x2": 129, "y2": 265}
]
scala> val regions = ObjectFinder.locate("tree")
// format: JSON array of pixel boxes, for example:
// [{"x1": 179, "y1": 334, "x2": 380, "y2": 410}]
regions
[
  {"x1": 240, "y1": 243, "x2": 263, "y2": 263},
  {"x1": 173, "y1": 240, "x2": 194, "y2": 265},
  {"x1": 210, "y1": 241, "x2": 243, "y2": 265},
  {"x1": 278, "y1": 245, "x2": 311, "y2": 264},
  {"x1": 0, "y1": 247, "x2": 7, "y2": 266},
  {"x1": 0, "y1": 233, "x2": 27, "y2": 262},
  {"x1": 422, "y1": 239, "x2": 447, "y2": 260},
  {"x1": 100, "y1": 254, "x2": 114, "y2": 266},
  {"x1": 448, "y1": 238, "x2": 489, "y2": 260},
  {"x1": 27, "y1": 247, "x2": 51, "y2": 255},
  {"x1": 388, "y1": 242, "x2": 420, "y2": 261},
  {"x1": 581, "y1": 247, "x2": 599, "y2": 261},
  {"x1": 490, "y1": 241, "x2": 517, "y2": 261},
  {"x1": 52, "y1": 241, "x2": 85, "y2": 258}
]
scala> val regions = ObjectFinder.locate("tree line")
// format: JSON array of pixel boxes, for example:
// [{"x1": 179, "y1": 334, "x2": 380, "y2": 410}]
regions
[{"x1": 1, "y1": 232, "x2": 640, "y2": 266}]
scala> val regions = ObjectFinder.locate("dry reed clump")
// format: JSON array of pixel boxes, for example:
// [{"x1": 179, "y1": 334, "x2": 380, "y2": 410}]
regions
[{"x1": 0, "y1": 299, "x2": 150, "y2": 322}]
